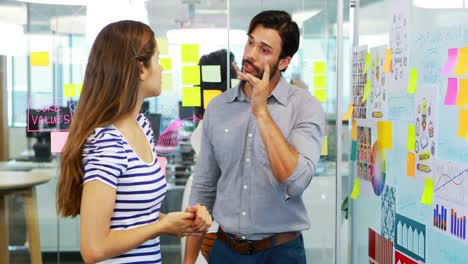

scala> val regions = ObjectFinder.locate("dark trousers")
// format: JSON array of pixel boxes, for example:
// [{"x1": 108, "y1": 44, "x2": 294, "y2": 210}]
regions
[{"x1": 208, "y1": 234, "x2": 306, "y2": 264}]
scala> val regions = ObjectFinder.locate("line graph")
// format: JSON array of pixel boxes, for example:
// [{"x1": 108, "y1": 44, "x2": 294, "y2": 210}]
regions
[{"x1": 433, "y1": 159, "x2": 468, "y2": 205}]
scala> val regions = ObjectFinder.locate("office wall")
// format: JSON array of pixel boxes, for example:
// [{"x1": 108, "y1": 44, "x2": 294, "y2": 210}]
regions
[
  {"x1": 0, "y1": 56, "x2": 8, "y2": 160},
  {"x1": 351, "y1": 1, "x2": 468, "y2": 263}
]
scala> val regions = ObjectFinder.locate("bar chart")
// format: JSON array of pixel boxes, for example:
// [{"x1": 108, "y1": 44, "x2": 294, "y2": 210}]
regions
[
  {"x1": 450, "y1": 208, "x2": 466, "y2": 240},
  {"x1": 433, "y1": 204, "x2": 447, "y2": 231}
]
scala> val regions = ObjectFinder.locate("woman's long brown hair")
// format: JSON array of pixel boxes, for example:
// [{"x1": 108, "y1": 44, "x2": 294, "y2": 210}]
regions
[{"x1": 57, "y1": 20, "x2": 156, "y2": 217}]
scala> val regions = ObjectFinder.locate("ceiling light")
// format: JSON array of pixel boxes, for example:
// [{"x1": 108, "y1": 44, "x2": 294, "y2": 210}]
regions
[
  {"x1": 413, "y1": 0, "x2": 467, "y2": 8},
  {"x1": 292, "y1": 9, "x2": 321, "y2": 28},
  {"x1": 195, "y1": 9, "x2": 227, "y2": 15},
  {"x1": 16, "y1": 0, "x2": 87, "y2": 5}
]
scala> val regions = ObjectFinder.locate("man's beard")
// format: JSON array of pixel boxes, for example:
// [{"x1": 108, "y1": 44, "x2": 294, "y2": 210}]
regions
[{"x1": 242, "y1": 58, "x2": 279, "y2": 80}]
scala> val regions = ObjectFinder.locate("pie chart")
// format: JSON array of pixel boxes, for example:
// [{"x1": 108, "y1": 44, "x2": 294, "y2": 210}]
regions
[{"x1": 369, "y1": 141, "x2": 386, "y2": 195}]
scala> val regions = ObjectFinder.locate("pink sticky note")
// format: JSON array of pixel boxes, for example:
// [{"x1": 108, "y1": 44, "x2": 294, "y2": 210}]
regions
[
  {"x1": 441, "y1": 48, "x2": 459, "y2": 74},
  {"x1": 51, "y1": 132, "x2": 69, "y2": 153},
  {"x1": 157, "y1": 156, "x2": 167, "y2": 175},
  {"x1": 444, "y1": 78, "x2": 458, "y2": 105}
]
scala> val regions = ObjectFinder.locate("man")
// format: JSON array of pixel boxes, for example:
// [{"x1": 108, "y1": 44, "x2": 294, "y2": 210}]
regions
[{"x1": 185, "y1": 10, "x2": 325, "y2": 264}]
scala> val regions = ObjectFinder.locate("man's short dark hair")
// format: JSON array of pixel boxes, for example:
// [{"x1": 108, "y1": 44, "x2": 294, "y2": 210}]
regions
[{"x1": 248, "y1": 10, "x2": 300, "y2": 60}]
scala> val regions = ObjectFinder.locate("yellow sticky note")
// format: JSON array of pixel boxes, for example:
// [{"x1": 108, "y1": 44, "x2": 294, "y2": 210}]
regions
[
  {"x1": 63, "y1": 83, "x2": 76, "y2": 97},
  {"x1": 314, "y1": 75, "x2": 326, "y2": 89},
  {"x1": 407, "y1": 125, "x2": 416, "y2": 151},
  {"x1": 314, "y1": 62, "x2": 326, "y2": 74},
  {"x1": 321, "y1": 136, "x2": 328, "y2": 156},
  {"x1": 162, "y1": 73, "x2": 173, "y2": 91},
  {"x1": 458, "y1": 109, "x2": 468, "y2": 138},
  {"x1": 350, "y1": 178, "x2": 360, "y2": 200},
  {"x1": 182, "y1": 87, "x2": 201, "y2": 107},
  {"x1": 181, "y1": 44, "x2": 199, "y2": 63},
  {"x1": 314, "y1": 89, "x2": 327, "y2": 102},
  {"x1": 159, "y1": 58, "x2": 172, "y2": 71},
  {"x1": 420, "y1": 178, "x2": 434, "y2": 205},
  {"x1": 77, "y1": 83, "x2": 83, "y2": 95},
  {"x1": 351, "y1": 119, "x2": 357, "y2": 140},
  {"x1": 157, "y1": 38, "x2": 169, "y2": 55},
  {"x1": 30, "y1": 51, "x2": 49, "y2": 66},
  {"x1": 342, "y1": 104, "x2": 354, "y2": 121},
  {"x1": 361, "y1": 79, "x2": 371, "y2": 103},
  {"x1": 407, "y1": 69, "x2": 418, "y2": 94},
  {"x1": 182, "y1": 65, "x2": 200, "y2": 85},
  {"x1": 456, "y1": 78, "x2": 468, "y2": 106},
  {"x1": 383, "y1": 48, "x2": 392, "y2": 73},
  {"x1": 201, "y1": 65, "x2": 221, "y2": 83},
  {"x1": 377, "y1": 121, "x2": 393, "y2": 150},
  {"x1": 363, "y1": 52, "x2": 371, "y2": 74},
  {"x1": 454, "y1": 47, "x2": 468, "y2": 76},
  {"x1": 407, "y1": 152, "x2": 415, "y2": 177},
  {"x1": 203, "y1": 89, "x2": 222, "y2": 109}
]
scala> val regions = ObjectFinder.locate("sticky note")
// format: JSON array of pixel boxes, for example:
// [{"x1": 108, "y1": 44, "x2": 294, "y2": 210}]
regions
[
  {"x1": 321, "y1": 136, "x2": 328, "y2": 156},
  {"x1": 51, "y1": 132, "x2": 69, "y2": 153},
  {"x1": 350, "y1": 178, "x2": 360, "y2": 199},
  {"x1": 201, "y1": 65, "x2": 221, "y2": 83},
  {"x1": 182, "y1": 87, "x2": 201, "y2": 107},
  {"x1": 182, "y1": 65, "x2": 200, "y2": 85},
  {"x1": 454, "y1": 47, "x2": 468, "y2": 76},
  {"x1": 363, "y1": 52, "x2": 371, "y2": 74},
  {"x1": 63, "y1": 83, "x2": 76, "y2": 97},
  {"x1": 377, "y1": 121, "x2": 393, "y2": 150},
  {"x1": 407, "y1": 152, "x2": 415, "y2": 176},
  {"x1": 162, "y1": 73, "x2": 173, "y2": 91},
  {"x1": 157, "y1": 156, "x2": 167, "y2": 174},
  {"x1": 458, "y1": 109, "x2": 468, "y2": 138},
  {"x1": 231, "y1": 78, "x2": 240, "y2": 87},
  {"x1": 314, "y1": 75, "x2": 326, "y2": 89},
  {"x1": 444, "y1": 78, "x2": 458, "y2": 105},
  {"x1": 420, "y1": 178, "x2": 434, "y2": 205},
  {"x1": 351, "y1": 140, "x2": 357, "y2": 160},
  {"x1": 456, "y1": 78, "x2": 468, "y2": 106},
  {"x1": 383, "y1": 48, "x2": 392, "y2": 73},
  {"x1": 159, "y1": 57, "x2": 172, "y2": 71},
  {"x1": 203, "y1": 89, "x2": 222, "y2": 109},
  {"x1": 407, "y1": 125, "x2": 416, "y2": 151},
  {"x1": 314, "y1": 89, "x2": 327, "y2": 102},
  {"x1": 361, "y1": 79, "x2": 371, "y2": 103},
  {"x1": 157, "y1": 38, "x2": 169, "y2": 55},
  {"x1": 441, "y1": 48, "x2": 459, "y2": 75},
  {"x1": 77, "y1": 83, "x2": 83, "y2": 95},
  {"x1": 407, "y1": 69, "x2": 418, "y2": 94},
  {"x1": 314, "y1": 62, "x2": 326, "y2": 74},
  {"x1": 181, "y1": 44, "x2": 199, "y2": 63},
  {"x1": 351, "y1": 119, "x2": 357, "y2": 140},
  {"x1": 30, "y1": 51, "x2": 49, "y2": 66},
  {"x1": 342, "y1": 104, "x2": 354, "y2": 121}
]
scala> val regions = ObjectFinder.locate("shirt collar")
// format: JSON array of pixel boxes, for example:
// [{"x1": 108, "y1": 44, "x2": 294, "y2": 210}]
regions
[{"x1": 225, "y1": 76, "x2": 289, "y2": 106}]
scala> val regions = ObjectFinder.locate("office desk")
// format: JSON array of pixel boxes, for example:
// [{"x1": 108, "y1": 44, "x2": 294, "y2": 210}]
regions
[{"x1": 0, "y1": 170, "x2": 50, "y2": 264}]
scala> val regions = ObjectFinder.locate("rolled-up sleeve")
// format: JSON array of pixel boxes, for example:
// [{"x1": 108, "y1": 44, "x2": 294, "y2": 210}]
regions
[
  {"x1": 189, "y1": 109, "x2": 221, "y2": 212},
  {"x1": 279, "y1": 95, "x2": 325, "y2": 199}
]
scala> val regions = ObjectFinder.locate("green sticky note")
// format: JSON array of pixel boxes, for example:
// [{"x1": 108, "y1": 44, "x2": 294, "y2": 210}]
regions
[
  {"x1": 162, "y1": 73, "x2": 173, "y2": 91},
  {"x1": 182, "y1": 65, "x2": 200, "y2": 85},
  {"x1": 201, "y1": 65, "x2": 221, "y2": 83},
  {"x1": 182, "y1": 87, "x2": 201, "y2": 107},
  {"x1": 363, "y1": 52, "x2": 371, "y2": 74},
  {"x1": 351, "y1": 140, "x2": 357, "y2": 161},
  {"x1": 314, "y1": 75, "x2": 326, "y2": 88},
  {"x1": 420, "y1": 178, "x2": 434, "y2": 205},
  {"x1": 160, "y1": 58, "x2": 172, "y2": 71},
  {"x1": 181, "y1": 44, "x2": 199, "y2": 63},
  {"x1": 407, "y1": 125, "x2": 416, "y2": 151},
  {"x1": 63, "y1": 83, "x2": 76, "y2": 97},
  {"x1": 314, "y1": 89, "x2": 327, "y2": 102},
  {"x1": 361, "y1": 79, "x2": 371, "y2": 103},
  {"x1": 321, "y1": 136, "x2": 328, "y2": 156},
  {"x1": 157, "y1": 38, "x2": 169, "y2": 55},
  {"x1": 77, "y1": 83, "x2": 83, "y2": 95},
  {"x1": 314, "y1": 62, "x2": 326, "y2": 75},
  {"x1": 407, "y1": 69, "x2": 418, "y2": 94},
  {"x1": 350, "y1": 178, "x2": 360, "y2": 200}
]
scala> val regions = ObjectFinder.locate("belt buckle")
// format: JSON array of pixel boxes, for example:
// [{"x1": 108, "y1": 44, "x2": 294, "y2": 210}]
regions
[{"x1": 242, "y1": 239, "x2": 255, "y2": 255}]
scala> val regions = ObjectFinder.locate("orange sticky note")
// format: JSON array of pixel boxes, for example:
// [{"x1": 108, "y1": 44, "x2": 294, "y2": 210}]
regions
[
  {"x1": 454, "y1": 47, "x2": 468, "y2": 76},
  {"x1": 456, "y1": 78, "x2": 468, "y2": 106},
  {"x1": 30, "y1": 51, "x2": 49, "y2": 66},
  {"x1": 458, "y1": 109, "x2": 468, "y2": 138},
  {"x1": 351, "y1": 119, "x2": 357, "y2": 140},
  {"x1": 203, "y1": 89, "x2": 222, "y2": 109},
  {"x1": 383, "y1": 48, "x2": 392, "y2": 73},
  {"x1": 377, "y1": 121, "x2": 393, "y2": 150},
  {"x1": 342, "y1": 104, "x2": 354, "y2": 121},
  {"x1": 407, "y1": 152, "x2": 415, "y2": 176}
]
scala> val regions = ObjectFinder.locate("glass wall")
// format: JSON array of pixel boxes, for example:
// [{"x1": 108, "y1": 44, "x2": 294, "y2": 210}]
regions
[
  {"x1": 0, "y1": 0, "x2": 350, "y2": 263},
  {"x1": 350, "y1": 0, "x2": 468, "y2": 263}
]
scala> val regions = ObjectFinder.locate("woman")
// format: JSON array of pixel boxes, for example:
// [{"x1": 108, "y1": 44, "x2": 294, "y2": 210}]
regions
[{"x1": 57, "y1": 20, "x2": 211, "y2": 263}]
